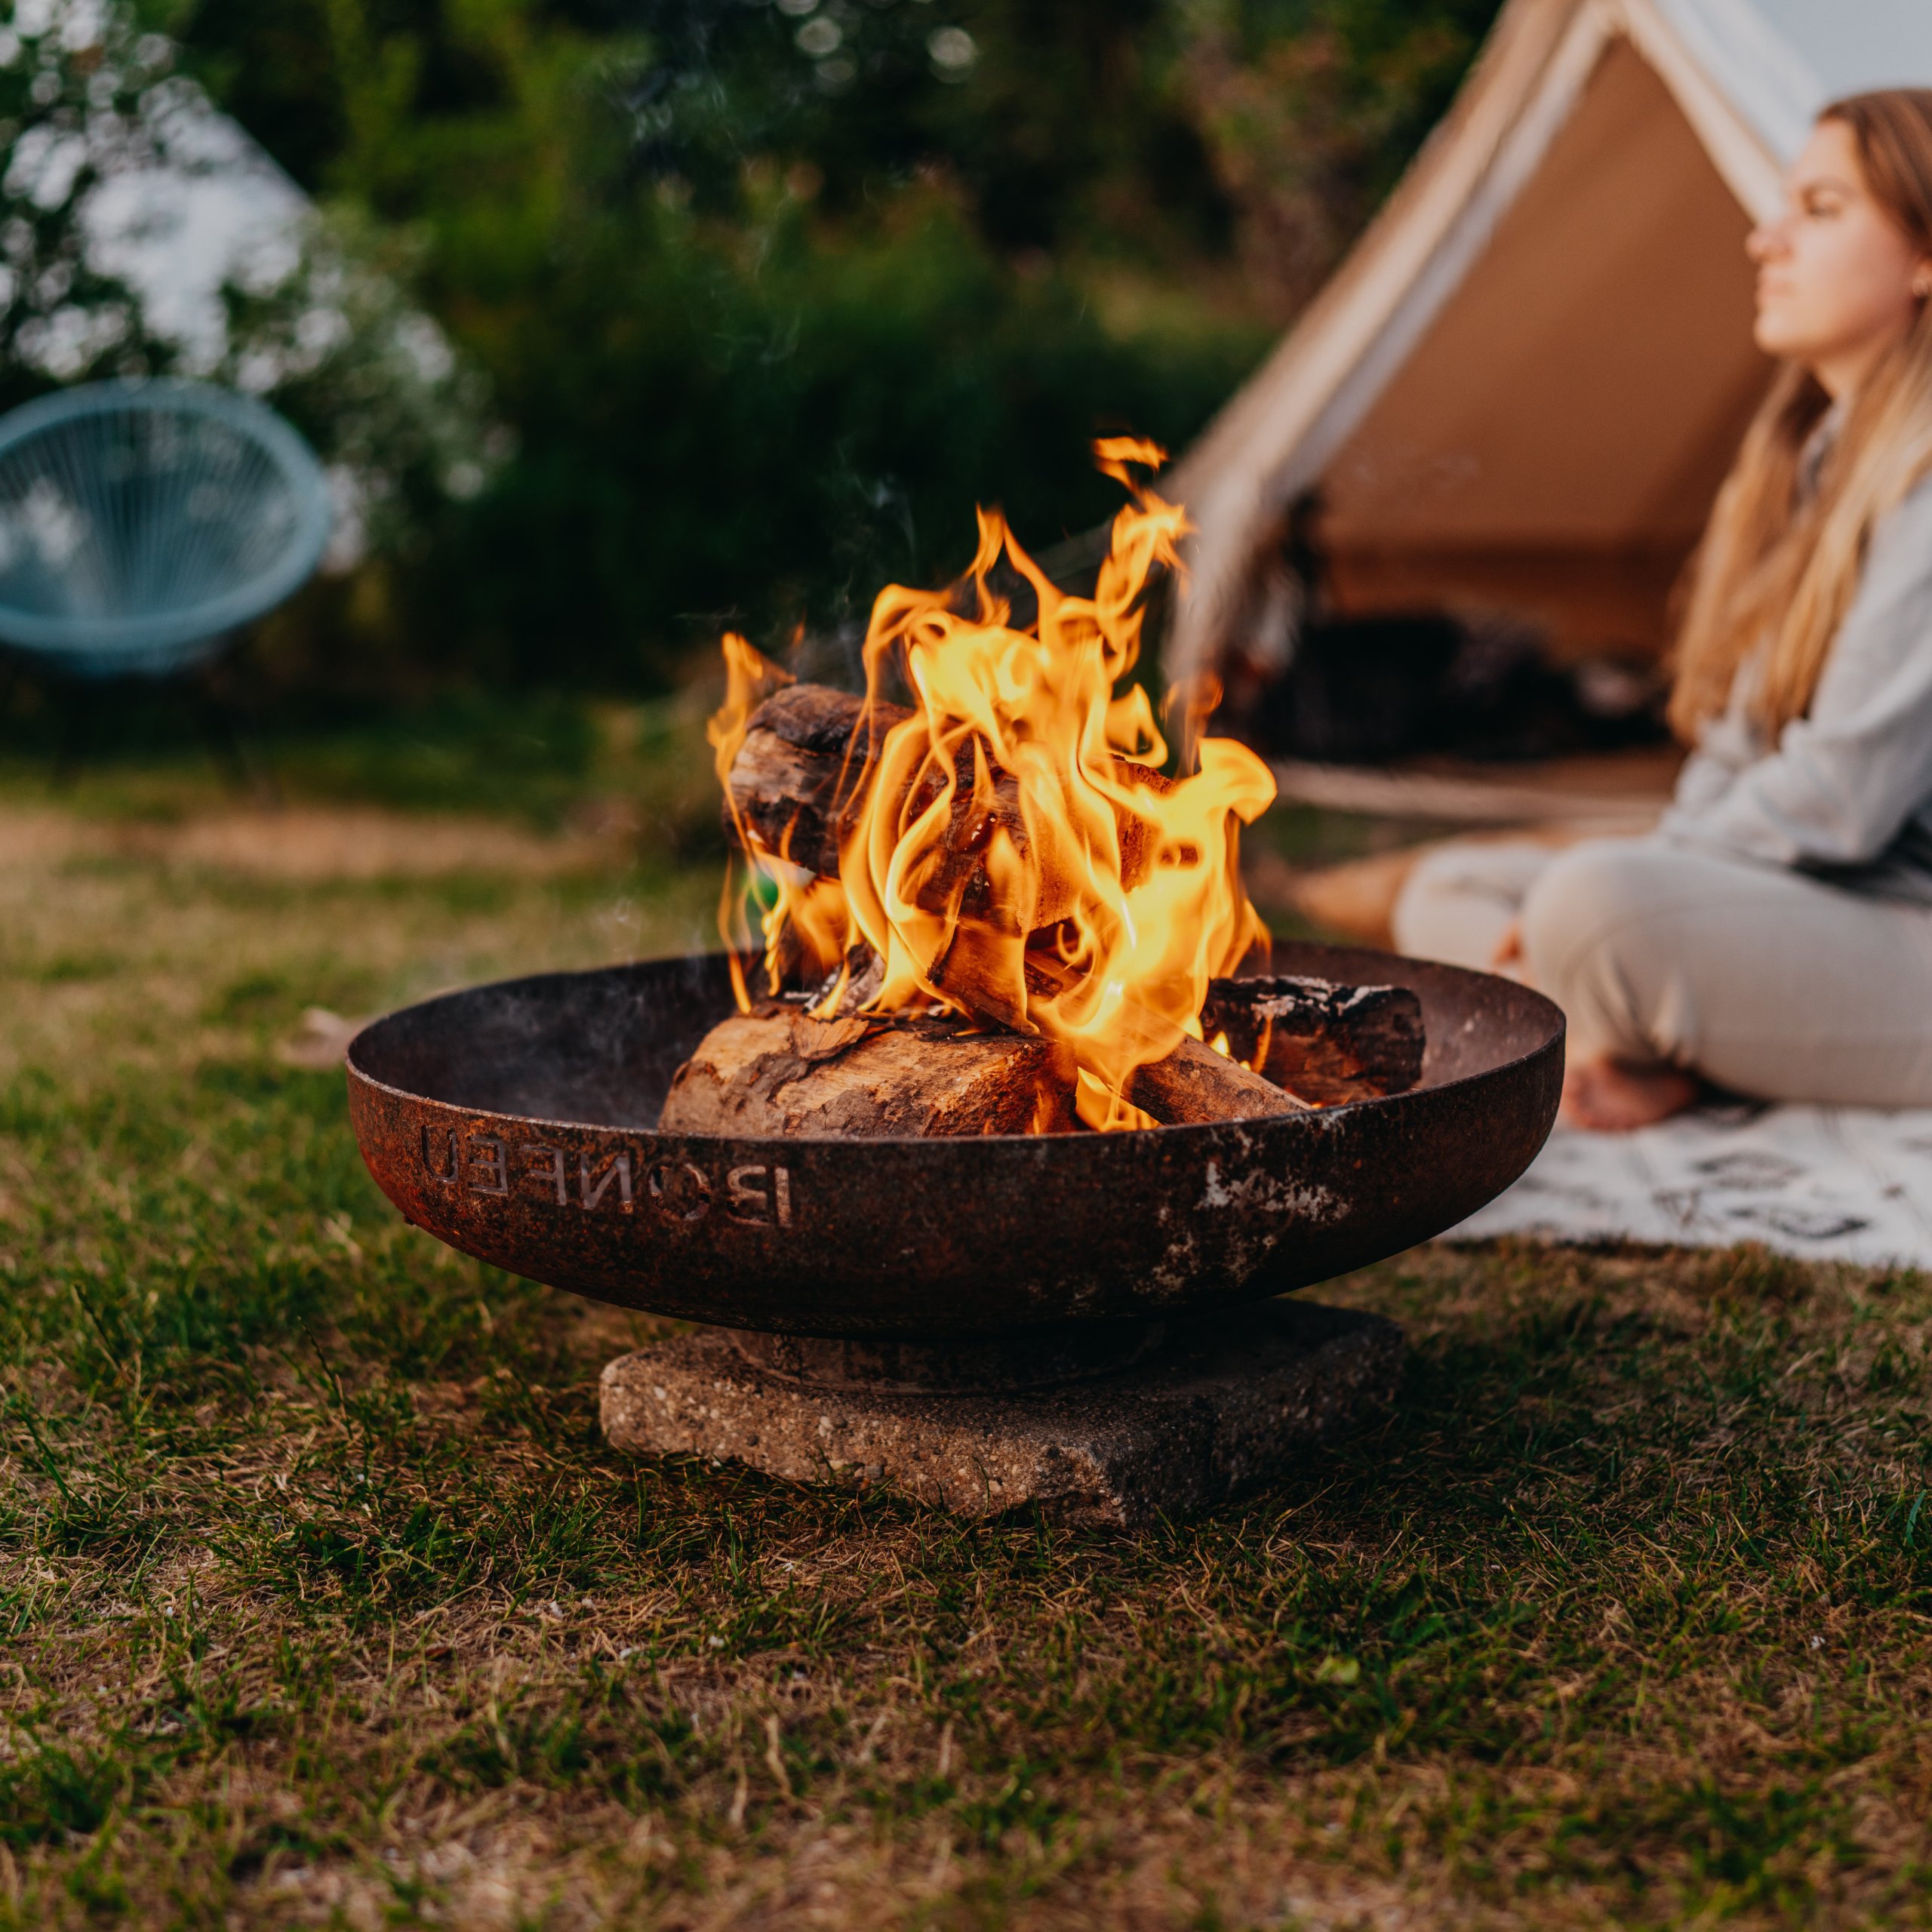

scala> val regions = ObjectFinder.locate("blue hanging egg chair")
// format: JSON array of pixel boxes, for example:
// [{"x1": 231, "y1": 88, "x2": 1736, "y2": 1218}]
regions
[{"x1": 0, "y1": 377, "x2": 332, "y2": 681}]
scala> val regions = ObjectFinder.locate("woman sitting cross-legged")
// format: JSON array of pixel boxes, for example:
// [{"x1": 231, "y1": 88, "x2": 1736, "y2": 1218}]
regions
[{"x1": 1394, "y1": 88, "x2": 1932, "y2": 1131}]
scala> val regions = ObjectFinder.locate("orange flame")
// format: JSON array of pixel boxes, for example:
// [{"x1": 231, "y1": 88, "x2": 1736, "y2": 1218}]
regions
[{"x1": 712, "y1": 442, "x2": 1277, "y2": 1130}]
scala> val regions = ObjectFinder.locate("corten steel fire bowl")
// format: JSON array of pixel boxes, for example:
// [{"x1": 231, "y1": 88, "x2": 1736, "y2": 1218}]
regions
[{"x1": 345, "y1": 940, "x2": 1563, "y2": 1353}]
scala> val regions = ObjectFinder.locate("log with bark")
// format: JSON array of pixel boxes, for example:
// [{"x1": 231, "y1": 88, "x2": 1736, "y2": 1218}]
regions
[{"x1": 1200, "y1": 974, "x2": 1424, "y2": 1105}]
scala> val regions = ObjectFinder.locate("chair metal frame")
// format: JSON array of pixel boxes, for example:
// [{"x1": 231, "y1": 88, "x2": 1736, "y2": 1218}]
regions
[
  {"x1": 0, "y1": 377, "x2": 332, "y2": 678},
  {"x1": 0, "y1": 377, "x2": 332, "y2": 789}
]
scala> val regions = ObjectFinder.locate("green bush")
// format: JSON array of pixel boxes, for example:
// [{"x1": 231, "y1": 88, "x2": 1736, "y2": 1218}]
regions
[{"x1": 434, "y1": 188, "x2": 1263, "y2": 685}]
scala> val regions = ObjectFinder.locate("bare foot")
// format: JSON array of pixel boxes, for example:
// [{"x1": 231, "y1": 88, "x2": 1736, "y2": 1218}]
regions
[{"x1": 1560, "y1": 1054, "x2": 1697, "y2": 1131}]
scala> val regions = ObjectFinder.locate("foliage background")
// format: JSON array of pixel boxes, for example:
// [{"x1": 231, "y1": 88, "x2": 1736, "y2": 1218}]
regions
[{"x1": 3, "y1": 0, "x2": 1505, "y2": 704}]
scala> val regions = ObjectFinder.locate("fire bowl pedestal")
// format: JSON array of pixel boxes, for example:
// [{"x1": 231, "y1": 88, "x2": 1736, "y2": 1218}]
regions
[{"x1": 602, "y1": 1298, "x2": 1401, "y2": 1528}]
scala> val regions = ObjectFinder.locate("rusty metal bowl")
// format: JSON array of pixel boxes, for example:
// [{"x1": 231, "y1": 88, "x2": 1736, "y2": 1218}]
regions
[{"x1": 345, "y1": 941, "x2": 1561, "y2": 1343}]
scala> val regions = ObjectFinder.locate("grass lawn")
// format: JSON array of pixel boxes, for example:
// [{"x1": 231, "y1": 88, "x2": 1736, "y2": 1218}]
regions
[{"x1": 2, "y1": 710, "x2": 1930, "y2": 1928}]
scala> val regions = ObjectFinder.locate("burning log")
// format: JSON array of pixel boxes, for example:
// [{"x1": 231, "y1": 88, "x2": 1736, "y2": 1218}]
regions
[
  {"x1": 727, "y1": 684, "x2": 1171, "y2": 923},
  {"x1": 1201, "y1": 975, "x2": 1424, "y2": 1106},
  {"x1": 659, "y1": 1009, "x2": 1079, "y2": 1138}
]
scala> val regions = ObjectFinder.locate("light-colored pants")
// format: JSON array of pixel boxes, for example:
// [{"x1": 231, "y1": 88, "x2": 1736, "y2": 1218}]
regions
[{"x1": 1392, "y1": 835, "x2": 1932, "y2": 1106}]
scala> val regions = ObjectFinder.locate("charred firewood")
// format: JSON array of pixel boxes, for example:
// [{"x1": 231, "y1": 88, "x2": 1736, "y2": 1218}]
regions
[
  {"x1": 1201, "y1": 974, "x2": 1424, "y2": 1105},
  {"x1": 658, "y1": 1009, "x2": 1079, "y2": 1138}
]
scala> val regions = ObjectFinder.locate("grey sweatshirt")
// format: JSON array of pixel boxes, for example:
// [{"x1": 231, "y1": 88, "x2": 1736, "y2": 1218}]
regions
[{"x1": 1658, "y1": 466, "x2": 1932, "y2": 905}]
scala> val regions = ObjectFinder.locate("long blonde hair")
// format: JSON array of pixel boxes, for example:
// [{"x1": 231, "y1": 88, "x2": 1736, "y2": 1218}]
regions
[{"x1": 1670, "y1": 91, "x2": 1932, "y2": 738}]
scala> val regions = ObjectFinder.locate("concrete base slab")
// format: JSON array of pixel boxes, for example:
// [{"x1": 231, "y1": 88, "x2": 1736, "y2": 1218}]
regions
[{"x1": 600, "y1": 1299, "x2": 1402, "y2": 1528}]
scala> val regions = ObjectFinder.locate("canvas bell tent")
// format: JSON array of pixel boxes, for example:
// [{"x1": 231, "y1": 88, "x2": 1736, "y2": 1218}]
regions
[{"x1": 1164, "y1": 0, "x2": 1932, "y2": 697}]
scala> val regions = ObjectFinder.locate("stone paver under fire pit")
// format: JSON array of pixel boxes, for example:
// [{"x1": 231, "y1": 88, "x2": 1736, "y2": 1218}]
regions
[{"x1": 601, "y1": 1298, "x2": 1401, "y2": 1527}]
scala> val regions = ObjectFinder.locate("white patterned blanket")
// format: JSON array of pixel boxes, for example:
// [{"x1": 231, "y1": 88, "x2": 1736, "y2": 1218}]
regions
[{"x1": 1448, "y1": 1103, "x2": 1932, "y2": 1269}]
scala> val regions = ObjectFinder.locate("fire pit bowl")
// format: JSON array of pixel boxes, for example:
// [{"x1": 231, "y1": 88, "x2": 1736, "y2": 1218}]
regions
[{"x1": 346, "y1": 940, "x2": 1561, "y2": 1344}]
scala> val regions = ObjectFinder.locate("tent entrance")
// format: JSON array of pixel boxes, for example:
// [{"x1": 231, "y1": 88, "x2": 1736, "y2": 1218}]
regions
[{"x1": 1317, "y1": 37, "x2": 1769, "y2": 666}]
